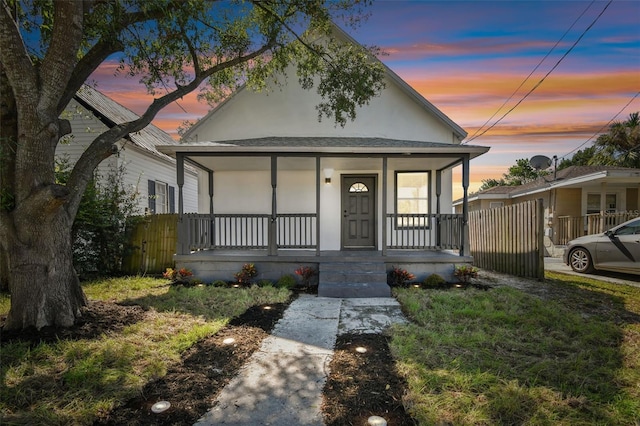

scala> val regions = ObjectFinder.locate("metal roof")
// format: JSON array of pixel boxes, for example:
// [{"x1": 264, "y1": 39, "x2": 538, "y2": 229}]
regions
[{"x1": 73, "y1": 85, "x2": 178, "y2": 162}]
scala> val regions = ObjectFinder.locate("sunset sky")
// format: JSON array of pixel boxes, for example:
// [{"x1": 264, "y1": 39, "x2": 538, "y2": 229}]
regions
[{"x1": 90, "y1": 0, "x2": 640, "y2": 196}]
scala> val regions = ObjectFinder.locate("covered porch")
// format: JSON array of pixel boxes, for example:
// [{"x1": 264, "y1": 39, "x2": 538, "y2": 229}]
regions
[{"x1": 159, "y1": 137, "x2": 489, "y2": 294}]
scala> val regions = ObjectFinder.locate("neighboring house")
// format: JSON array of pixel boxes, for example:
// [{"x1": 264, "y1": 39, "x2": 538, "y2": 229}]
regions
[
  {"x1": 453, "y1": 165, "x2": 640, "y2": 255},
  {"x1": 57, "y1": 85, "x2": 199, "y2": 215},
  {"x1": 158, "y1": 26, "x2": 489, "y2": 296}
]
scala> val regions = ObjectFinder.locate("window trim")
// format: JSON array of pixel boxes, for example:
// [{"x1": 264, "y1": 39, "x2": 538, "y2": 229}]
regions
[{"x1": 394, "y1": 170, "x2": 431, "y2": 229}]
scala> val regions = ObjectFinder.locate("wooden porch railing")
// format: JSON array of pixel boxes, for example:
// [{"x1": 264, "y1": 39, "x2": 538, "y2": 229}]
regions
[
  {"x1": 555, "y1": 210, "x2": 640, "y2": 245},
  {"x1": 385, "y1": 213, "x2": 463, "y2": 250}
]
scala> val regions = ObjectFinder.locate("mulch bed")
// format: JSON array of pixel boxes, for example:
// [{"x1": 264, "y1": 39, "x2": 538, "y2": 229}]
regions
[{"x1": 323, "y1": 333, "x2": 416, "y2": 426}]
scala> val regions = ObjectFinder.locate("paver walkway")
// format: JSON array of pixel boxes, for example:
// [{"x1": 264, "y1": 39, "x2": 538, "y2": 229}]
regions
[{"x1": 194, "y1": 295, "x2": 406, "y2": 425}]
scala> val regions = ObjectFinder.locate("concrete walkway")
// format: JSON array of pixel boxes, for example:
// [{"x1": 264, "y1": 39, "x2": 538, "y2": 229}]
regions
[{"x1": 194, "y1": 295, "x2": 407, "y2": 426}]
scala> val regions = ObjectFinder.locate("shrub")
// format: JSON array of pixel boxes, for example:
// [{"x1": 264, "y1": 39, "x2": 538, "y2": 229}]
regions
[
  {"x1": 387, "y1": 266, "x2": 415, "y2": 287},
  {"x1": 257, "y1": 279, "x2": 274, "y2": 288},
  {"x1": 423, "y1": 273, "x2": 446, "y2": 288},
  {"x1": 210, "y1": 280, "x2": 228, "y2": 287},
  {"x1": 163, "y1": 267, "x2": 193, "y2": 283},
  {"x1": 454, "y1": 265, "x2": 479, "y2": 283},
  {"x1": 294, "y1": 265, "x2": 318, "y2": 286},
  {"x1": 234, "y1": 263, "x2": 257, "y2": 284},
  {"x1": 276, "y1": 274, "x2": 297, "y2": 289}
]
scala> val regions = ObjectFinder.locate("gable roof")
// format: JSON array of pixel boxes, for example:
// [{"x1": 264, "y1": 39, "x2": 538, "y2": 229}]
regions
[
  {"x1": 73, "y1": 85, "x2": 178, "y2": 162},
  {"x1": 454, "y1": 165, "x2": 640, "y2": 205},
  {"x1": 182, "y1": 23, "x2": 467, "y2": 142}
]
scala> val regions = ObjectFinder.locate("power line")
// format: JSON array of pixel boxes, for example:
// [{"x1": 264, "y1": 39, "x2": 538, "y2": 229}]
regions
[
  {"x1": 465, "y1": 0, "x2": 597, "y2": 142},
  {"x1": 464, "y1": 0, "x2": 613, "y2": 144},
  {"x1": 558, "y1": 91, "x2": 640, "y2": 161}
]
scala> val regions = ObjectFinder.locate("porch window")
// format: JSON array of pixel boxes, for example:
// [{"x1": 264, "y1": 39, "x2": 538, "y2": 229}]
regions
[
  {"x1": 587, "y1": 193, "x2": 617, "y2": 214},
  {"x1": 395, "y1": 171, "x2": 430, "y2": 228}
]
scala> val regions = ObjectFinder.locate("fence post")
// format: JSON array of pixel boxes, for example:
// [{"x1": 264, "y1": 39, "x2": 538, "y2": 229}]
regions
[{"x1": 536, "y1": 198, "x2": 545, "y2": 280}]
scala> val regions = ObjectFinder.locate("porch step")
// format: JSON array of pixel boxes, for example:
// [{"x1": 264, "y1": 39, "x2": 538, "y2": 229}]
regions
[{"x1": 318, "y1": 262, "x2": 390, "y2": 298}]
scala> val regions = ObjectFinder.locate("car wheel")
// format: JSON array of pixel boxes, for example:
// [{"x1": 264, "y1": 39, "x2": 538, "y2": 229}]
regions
[{"x1": 569, "y1": 247, "x2": 595, "y2": 273}]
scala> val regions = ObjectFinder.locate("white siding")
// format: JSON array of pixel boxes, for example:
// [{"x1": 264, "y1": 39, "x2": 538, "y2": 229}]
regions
[{"x1": 57, "y1": 99, "x2": 198, "y2": 214}]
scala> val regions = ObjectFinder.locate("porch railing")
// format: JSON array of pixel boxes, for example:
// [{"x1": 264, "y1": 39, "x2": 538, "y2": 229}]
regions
[
  {"x1": 182, "y1": 213, "x2": 317, "y2": 252},
  {"x1": 555, "y1": 210, "x2": 640, "y2": 245},
  {"x1": 385, "y1": 213, "x2": 463, "y2": 250},
  {"x1": 181, "y1": 212, "x2": 464, "y2": 253}
]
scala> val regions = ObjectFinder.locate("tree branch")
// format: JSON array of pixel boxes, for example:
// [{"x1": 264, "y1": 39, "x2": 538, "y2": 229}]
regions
[
  {"x1": 65, "y1": 38, "x2": 277, "y2": 216},
  {"x1": 39, "y1": 1, "x2": 85, "y2": 114},
  {"x1": 0, "y1": 1, "x2": 38, "y2": 102}
]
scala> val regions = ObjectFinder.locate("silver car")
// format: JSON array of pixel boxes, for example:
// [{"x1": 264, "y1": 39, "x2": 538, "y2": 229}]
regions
[{"x1": 564, "y1": 217, "x2": 640, "y2": 276}]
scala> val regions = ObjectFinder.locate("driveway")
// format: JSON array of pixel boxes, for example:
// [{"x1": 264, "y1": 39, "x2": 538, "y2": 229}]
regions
[{"x1": 545, "y1": 257, "x2": 639, "y2": 288}]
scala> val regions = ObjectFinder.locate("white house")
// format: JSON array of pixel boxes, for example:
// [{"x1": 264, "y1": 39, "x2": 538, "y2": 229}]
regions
[
  {"x1": 57, "y1": 85, "x2": 199, "y2": 215},
  {"x1": 158, "y1": 26, "x2": 489, "y2": 296}
]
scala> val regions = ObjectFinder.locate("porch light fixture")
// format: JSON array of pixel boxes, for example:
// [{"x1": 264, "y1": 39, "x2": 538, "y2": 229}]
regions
[{"x1": 323, "y1": 168, "x2": 334, "y2": 184}]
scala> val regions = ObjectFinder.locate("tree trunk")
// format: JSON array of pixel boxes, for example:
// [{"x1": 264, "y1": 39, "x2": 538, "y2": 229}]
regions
[{"x1": 3, "y1": 197, "x2": 87, "y2": 330}]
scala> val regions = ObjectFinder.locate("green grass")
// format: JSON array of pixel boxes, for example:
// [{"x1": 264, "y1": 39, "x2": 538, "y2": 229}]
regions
[
  {"x1": 1, "y1": 277, "x2": 290, "y2": 425},
  {"x1": 392, "y1": 274, "x2": 640, "y2": 425}
]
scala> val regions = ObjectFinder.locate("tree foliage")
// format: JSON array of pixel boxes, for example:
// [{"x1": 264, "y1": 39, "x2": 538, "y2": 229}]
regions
[
  {"x1": 479, "y1": 158, "x2": 549, "y2": 191},
  {"x1": 558, "y1": 112, "x2": 639, "y2": 170},
  {"x1": 0, "y1": 0, "x2": 385, "y2": 330}
]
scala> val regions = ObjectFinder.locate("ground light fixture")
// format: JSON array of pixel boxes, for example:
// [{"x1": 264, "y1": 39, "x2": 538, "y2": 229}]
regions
[
  {"x1": 222, "y1": 337, "x2": 236, "y2": 345},
  {"x1": 355, "y1": 346, "x2": 367, "y2": 353},
  {"x1": 151, "y1": 401, "x2": 171, "y2": 413},
  {"x1": 368, "y1": 415, "x2": 387, "y2": 425}
]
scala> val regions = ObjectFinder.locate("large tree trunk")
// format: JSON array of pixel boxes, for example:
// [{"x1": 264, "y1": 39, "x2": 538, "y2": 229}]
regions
[{"x1": 3, "y1": 208, "x2": 87, "y2": 330}]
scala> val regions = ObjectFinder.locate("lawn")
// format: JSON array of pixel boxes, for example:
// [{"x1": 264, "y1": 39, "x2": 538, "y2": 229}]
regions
[
  {"x1": 392, "y1": 271, "x2": 640, "y2": 425},
  {"x1": 0, "y1": 277, "x2": 290, "y2": 425}
]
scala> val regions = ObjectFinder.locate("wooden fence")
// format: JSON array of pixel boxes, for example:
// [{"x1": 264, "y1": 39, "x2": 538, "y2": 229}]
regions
[
  {"x1": 122, "y1": 214, "x2": 177, "y2": 275},
  {"x1": 468, "y1": 199, "x2": 544, "y2": 279}
]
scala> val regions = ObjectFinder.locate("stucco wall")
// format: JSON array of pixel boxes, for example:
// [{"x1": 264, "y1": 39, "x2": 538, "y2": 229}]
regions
[{"x1": 186, "y1": 69, "x2": 458, "y2": 145}]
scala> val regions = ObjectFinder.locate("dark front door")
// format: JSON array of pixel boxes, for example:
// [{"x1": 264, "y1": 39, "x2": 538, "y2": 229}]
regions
[{"x1": 341, "y1": 175, "x2": 376, "y2": 249}]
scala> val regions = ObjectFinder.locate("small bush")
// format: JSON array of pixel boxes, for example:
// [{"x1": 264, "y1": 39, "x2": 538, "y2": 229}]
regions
[
  {"x1": 294, "y1": 266, "x2": 318, "y2": 286},
  {"x1": 276, "y1": 274, "x2": 297, "y2": 289},
  {"x1": 163, "y1": 267, "x2": 193, "y2": 282},
  {"x1": 257, "y1": 279, "x2": 274, "y2": 288},
  {"x1": 234, "y1": 263, "x2": 257, "y2": 285},
  {"x1": 423, "y1": 273, "x2": 446, "y2": 288},
  {"x1": 387, "y1": 266, "x2": 415, "y2": 287},
  {"x1": 210, "y1": 280, "x2": 228, "y2": 287},
  {"x1": 454, "y1": 265, "x2": 479, "y2": 283}
]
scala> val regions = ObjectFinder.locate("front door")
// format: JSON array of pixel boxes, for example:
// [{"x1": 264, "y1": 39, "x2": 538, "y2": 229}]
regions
[{"x1": 341, "y1": 175, "x2": 376, "y2": 249}]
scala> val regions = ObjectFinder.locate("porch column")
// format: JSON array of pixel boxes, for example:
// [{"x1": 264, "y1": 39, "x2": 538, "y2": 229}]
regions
[
  {"x1": 599, "y1": 182, "x2": 607, "y2": 232},
  {"x1": 436, "y1": 170, "x2": 442, "y2": 247},
  {"x1": 176, "y1": 153, "x2": 188, "y2": 255},
  {"x1": 382, "y1": 157, "x2": 388, "y2": 256},
  {"x1": 461, "y1": 154, "x2": 470, "y2": 256},
  {"x1": 208, "y1": 170, "x2": 214, "y2": 247},
  {"x1": 316, "y1": 156, "x2": 321, "y2": 256},
  {"x1": 269, "y1": 156, "x2": 278, "y2": 256}
]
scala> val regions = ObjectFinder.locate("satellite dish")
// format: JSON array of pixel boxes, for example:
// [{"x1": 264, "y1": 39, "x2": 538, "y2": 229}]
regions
[{"x1": 530, "y1": 155, "x2": 552, "y2": 170}]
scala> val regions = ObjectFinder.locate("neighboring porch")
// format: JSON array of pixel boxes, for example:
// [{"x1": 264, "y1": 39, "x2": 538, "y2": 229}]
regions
[{"x1": 555, "y1": 210, "x2": 640, "y2": 245}]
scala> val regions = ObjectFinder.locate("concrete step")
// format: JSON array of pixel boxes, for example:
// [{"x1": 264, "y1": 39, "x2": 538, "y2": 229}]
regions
[{"x1": 318, "y1": 262, "x2": 390, "y2": 298}]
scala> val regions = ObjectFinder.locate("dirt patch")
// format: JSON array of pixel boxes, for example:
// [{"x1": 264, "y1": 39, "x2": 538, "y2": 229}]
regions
[{"x1": 323, "y1": 333, "x2": 416, "y2": 426}]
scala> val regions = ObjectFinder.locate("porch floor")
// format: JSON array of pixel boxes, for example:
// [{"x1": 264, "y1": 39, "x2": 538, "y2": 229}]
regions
[{"x1": 177, "y1": 249, "x2": 471, "y2": 264}]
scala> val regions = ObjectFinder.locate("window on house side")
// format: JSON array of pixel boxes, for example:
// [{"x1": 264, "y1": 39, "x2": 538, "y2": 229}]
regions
[
  {"x1": 395, "y1": 171, "x2": 430, "y2": 228},
  {"x1": 490, "y1": 202, "x2": 504, "y2": 209}
]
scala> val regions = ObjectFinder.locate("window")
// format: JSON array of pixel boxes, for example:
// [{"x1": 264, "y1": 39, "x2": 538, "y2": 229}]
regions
[
  {"x1": 349, "y1": 182, "x2": 369, "y2": 193},
  {"x1": 395, "y1": 171, "x2": 430, "y2": 227},
  {"x1": 148, "y1": 180, "x2": 175, "y2": 214},
  {"x1": 587, "y1": 193, "x2": 617, "y2": 214},
  {"x1": 490, "y1": 202, "x2": 504, "y2": 209}
]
